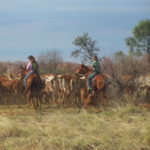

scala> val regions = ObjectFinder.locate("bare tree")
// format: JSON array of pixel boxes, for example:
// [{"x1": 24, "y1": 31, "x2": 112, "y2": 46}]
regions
[{"x1": 38, "y1": 49, "x2": 63, "y2": 73}]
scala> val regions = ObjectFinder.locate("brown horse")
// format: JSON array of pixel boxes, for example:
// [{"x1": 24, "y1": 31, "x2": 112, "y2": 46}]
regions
[
  {"x1": 75, "y1": 64, "x2": 92, "y2": 75},
  {"x1": 75, "y1": 64, "x2": 108, "y2": 106},
  {"x1": 20, "y1": 67, "x2": 42, "y2": 108}
]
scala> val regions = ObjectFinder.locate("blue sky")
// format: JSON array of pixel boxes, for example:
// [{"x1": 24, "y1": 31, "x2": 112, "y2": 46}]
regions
[{"x1": 0, "y1": 0, "x2": 150, "y2": 62}]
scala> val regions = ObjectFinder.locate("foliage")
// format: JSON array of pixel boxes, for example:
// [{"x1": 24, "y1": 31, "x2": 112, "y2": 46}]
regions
[
  {"x1": 125, "y1": 19, "x2": 150, "y2": 57},
  {"x1": 71, "y1": 33, "x2": 100, "y2": 64},
  {"x1": 114, "y1": 50, "x2": 125, "y2": 60}
]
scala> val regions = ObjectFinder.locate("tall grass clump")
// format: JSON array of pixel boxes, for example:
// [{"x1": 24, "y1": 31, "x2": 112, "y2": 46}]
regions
[{"x1": 0, "y1": 105, "x2": 150, "y2": 150}]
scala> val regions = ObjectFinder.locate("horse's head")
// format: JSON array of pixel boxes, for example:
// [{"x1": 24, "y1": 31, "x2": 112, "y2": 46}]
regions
[
  {"x1": 20, "y1": 66, "x2": 29, "y2": 79},
  {"x1": 75, "y1": 64, "x2": 92, "y2": 75}
]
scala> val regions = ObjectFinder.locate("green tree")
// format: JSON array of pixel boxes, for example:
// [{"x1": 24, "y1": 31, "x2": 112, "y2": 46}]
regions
[
  {"x1": 115, "y1": 50, "x2": 125, "y2": 59},
  {"x1": 71, "y1": 33, "x2": 100, "y2": 64},
  {"x1": 125, "y1": 19, "x2": 150, "y2": 60},
  {"x1": 128, "y1": 49, "x2": 142, "y2": 57}
]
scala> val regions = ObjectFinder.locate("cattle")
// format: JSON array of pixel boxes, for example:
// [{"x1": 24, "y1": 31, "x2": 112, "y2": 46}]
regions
[
  {"x1": 0, "y1": 74, "x2": 24, "y2": 104},
  {"x1": 120, "y1": 75, "x2": 135, "y2": 97},
  {"x1": 0, "y1": 70, "x2": 103, "y2": 106},
  {"x1": 70, "y1": 75, "x2": 86, "y2": 106},
  {"x1": 41, "y1": 73, "x2": 84, "y2": 106},
  {"x1": 4, "y1": 66, "x2": 148, "y2": 107},
  {"x1": 42, "y1": 74, "x2": 76, "y2": 105},
  {"x1": 0, "y1": 76, "x2": 23, "y2": 95},
  {"x1": 57, "y1": 74, "x2": 74, "y2": 104},
  {"x1": 41, "y1": 73, "x2": 59, "y2": 104},
  {"x1": 135, "y1": 74, "x2": 150, "y2": 101}
]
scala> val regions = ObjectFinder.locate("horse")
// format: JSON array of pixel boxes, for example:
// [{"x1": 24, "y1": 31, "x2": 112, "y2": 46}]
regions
[
  {"x1": 75, "y1": 64, "x2": 108, "y2": 107},
  {"x1": 20, "y1": 67, "x2": 42, "y2": 108}
]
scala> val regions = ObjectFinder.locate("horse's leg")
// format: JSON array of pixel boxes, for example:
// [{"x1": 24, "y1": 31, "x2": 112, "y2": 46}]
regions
[
  {"x1": 32, "y1": 92, "x2": 39, "y2": 108},
  {"x1": 80, "y1": 88, "x2": 86, "y2": 102},
  {"x1": 100, "y1": 88, "x2": 107, "y2": 107},
  {"x1": 85, "y1": 93, "x2": 95, "y2": 106},
  {"x1": 37, "y1": 93, "x2": 41, "y2": 108},
  {"x1": 31, "y1": 97, "x2": 37, "y2": 109},
  {"x1": 26, "y1": 93, "x2": 31, "y2": 107},
  {"x1": 30, "y1": 93, "x2": 35, "y2": 107}
]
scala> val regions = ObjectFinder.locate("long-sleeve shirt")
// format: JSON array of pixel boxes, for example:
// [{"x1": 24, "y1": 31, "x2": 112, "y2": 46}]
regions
[
  {"x1": 91, "y1": 60, "x2": 101, "y2": 73},
  {"x1": 26, "y1": 62, "x2": 32, "y2": 71}
]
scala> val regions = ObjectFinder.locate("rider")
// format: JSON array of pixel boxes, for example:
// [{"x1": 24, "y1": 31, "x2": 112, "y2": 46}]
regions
[
  {"x1": 23, "y1": 55, "x2": 39, "y2": 88},
  {"x1": 88, "y1": 56, "x2": 101, "y2": 91}
]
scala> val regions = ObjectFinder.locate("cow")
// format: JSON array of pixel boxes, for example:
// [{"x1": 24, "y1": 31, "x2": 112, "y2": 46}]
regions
[
  {"x1": 70, "y1": 75, "x2": 86, "y2": 106},
  {"x1": 120, "y1": 74, "x2": 135, "y2": 97},
  {"x1": 42, "y1": 73, "x2": 83, "y2": 106},
  {"x1": 41, "y1": 73, "x2": 59, "y2": 104},
  {"x1": 0, "y1": 75, "x2": 24, "y2": 104},
  {"x1": 0, "y1": 76, "x2": 23, "y2": 95},
  {"x1": 135, "y1": 74, "x2": 150, "y2": 102}
]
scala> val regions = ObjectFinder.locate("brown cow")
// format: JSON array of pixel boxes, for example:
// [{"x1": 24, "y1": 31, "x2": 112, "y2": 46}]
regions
[
  {"x1": 0, "y1": 77, "x2": 23, "y2": 95},
  {"x1": 120, "y1": 74, "x2": 135, "y2": 97},
  {"x1": 0, "y1": 75, "x2": 24, "y2": 104}
]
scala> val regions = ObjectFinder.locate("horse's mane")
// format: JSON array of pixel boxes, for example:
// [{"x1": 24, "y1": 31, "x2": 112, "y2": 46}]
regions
[{"x1": 80, "y1": 64, "x2": 91, "y2": 70}]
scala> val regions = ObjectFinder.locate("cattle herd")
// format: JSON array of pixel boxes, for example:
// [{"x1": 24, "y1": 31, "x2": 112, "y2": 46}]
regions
[{"x1": 0, "y1": 71, "x2": 150, "y2": 106}]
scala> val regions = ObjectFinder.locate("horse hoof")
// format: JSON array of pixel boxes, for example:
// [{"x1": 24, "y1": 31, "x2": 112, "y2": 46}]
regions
[{"x1": 26, "y1": 105, "x2": 30, "y2": 108}]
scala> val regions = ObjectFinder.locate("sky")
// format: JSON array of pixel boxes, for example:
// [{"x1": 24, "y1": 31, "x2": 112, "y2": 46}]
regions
[{"x1": 0, "y1": 0, "x2": 150, "y2": 62}]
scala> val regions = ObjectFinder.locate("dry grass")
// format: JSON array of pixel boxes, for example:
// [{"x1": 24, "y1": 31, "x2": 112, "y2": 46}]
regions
[{"x1": 0, "y1": 105, "x2": 150, "y2": 150}]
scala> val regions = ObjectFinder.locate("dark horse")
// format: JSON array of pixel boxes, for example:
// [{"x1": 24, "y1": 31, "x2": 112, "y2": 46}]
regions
[
  {"x1": 20, "y1": 67, "x2": 42, "y2": 108},
  {"x1": 75, "y1": 64, "x2": 108, "y2": 106}
]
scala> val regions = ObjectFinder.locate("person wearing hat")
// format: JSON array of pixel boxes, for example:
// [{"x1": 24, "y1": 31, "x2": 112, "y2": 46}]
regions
[
  {"x1": 23, "y1": 55, "x2": 39, "y2": 87},
  {"x1": 87, "y1": 56, "x2": 101, "y2": 91}
]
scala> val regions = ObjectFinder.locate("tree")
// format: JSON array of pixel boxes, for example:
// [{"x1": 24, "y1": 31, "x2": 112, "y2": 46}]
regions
[
  {"x1": 38, "y1": 49, "x2": 63, "y2": 73},
  {"x1": 71, "y1": 33, "x2": 100, "y2": 64},
  {"x1": 125, "y1": 19, "x2": 150, "y2": 61},
  {"x1": 114, "y1": 50, "x2": 125, "y2": 60},
  {"x1": 128, "y1": 49, "x2": 142, "y2": 57}
]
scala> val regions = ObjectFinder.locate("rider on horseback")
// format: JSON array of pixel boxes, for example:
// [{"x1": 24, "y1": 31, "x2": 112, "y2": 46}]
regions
[
  {"x1": 23, "y1": 55, "x2": 39, "y2": 88},
  {"x1": 88, "y1": 56, "x2": 101, "y2": 91}
]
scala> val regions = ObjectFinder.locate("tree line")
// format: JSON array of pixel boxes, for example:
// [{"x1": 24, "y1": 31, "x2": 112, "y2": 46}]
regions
[{"x1": 0, "y1": 19, "x2": 149, "y2": 77}]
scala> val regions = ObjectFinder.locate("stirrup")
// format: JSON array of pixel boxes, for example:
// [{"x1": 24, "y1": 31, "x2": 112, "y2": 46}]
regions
[{"x1": 88, "y1": 88, "x2": 93, "y2": 94}]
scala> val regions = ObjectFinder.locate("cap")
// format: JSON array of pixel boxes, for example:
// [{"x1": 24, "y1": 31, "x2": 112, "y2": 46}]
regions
[{"x1": 27, "y1": 55, "x2": 35, "y2": 59}]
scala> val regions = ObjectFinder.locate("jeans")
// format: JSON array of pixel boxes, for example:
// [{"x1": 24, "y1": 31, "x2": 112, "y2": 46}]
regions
[
  {"x1": 23, "y1": 71, "x2": 34, "y2": 87},
  {"x1": 87, "y1": 72, "x2": 99, "y2": 89}
]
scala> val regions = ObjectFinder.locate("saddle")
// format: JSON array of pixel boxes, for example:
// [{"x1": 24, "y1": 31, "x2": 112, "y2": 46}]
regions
[
  {"x1": 24, "y1": 74, "x2": 42, "y2": 94},
  {"x1": 92, "y1": 73, "x2": 105, "y2": 91},
  {"x1": 92, "y1": 73, "x2": 102, "y2": 81}
]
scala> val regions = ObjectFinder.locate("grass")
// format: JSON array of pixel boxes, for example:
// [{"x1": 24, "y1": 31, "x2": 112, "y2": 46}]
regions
[{"x1": 0, "y1": 105, "x2": 150, "y2": 150}]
